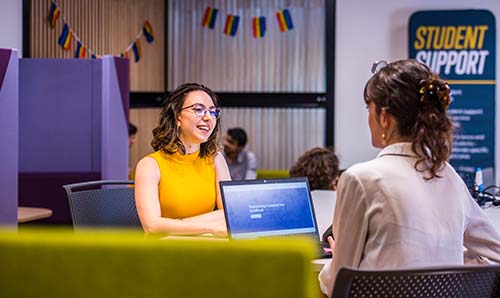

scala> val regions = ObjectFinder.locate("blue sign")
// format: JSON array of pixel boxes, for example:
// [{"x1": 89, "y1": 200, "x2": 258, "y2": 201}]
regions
[{"x1": 409, "y1": 10, "x2": 496, "y2": 184}]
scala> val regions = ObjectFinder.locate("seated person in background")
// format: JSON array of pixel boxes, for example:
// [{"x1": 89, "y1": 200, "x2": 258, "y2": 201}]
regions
[
  {"x1": 134, "y1": 83, "x2": 231, "y2": 237},
  {"x1": 128, "y1": 122, "x2": 138, "y2": 179},
  {"x1": 289, "y1": 147, "x2": 340, "y2": 237},
  {"x1": 128, "y1": 122, "x2": 138, "y2": 147},
  {"x1": 222, "y1": 127, "x2": 258, "y2": 180},
  {"x1": 318, "y1": 59, "x2": 500, "y2": 297}
]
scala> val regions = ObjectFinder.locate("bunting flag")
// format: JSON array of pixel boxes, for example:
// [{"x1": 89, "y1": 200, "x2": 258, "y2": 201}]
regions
[
  {"x1": 252, "y1": 16, "x2": 266, "y2": 38},
  {"x1": 132, "y1": 38, "x2": 142, "y2": 62},
  {"x1": 48, "y1": 2, "x2": 60, "y2": 28},
  {"x1": 74, "y1": 41, "x2": 86, "y2": 58},
  {"x1": 47, "y1": 1, "x2": 154, "y2": 62},
  {"x1": 223, "y1": 15, "x2": 240, "y2": 37},
  {"x1": 276, "y1": 9, "x2": 294, "y2": 32},
  {"x1": 143, "y1": 20, "x2": 154, "y2": 43},
  {"x1": 202, "y1": 6, "x2": 218, "y2": 29},
  {"x1": 58, "y1": 24, "x2": 72, "y2": 50}
]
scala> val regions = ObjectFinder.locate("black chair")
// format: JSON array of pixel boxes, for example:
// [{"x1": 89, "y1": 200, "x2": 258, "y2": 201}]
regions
[
  {"x1": 332, "y1": 265, "x2": 500, "y2": 298},
  {"x1": 62, "y1": 180, "x2": 141, "y2": 230}
]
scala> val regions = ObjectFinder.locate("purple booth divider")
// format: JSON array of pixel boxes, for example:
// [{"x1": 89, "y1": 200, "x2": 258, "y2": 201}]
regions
[
  {"x1": 18, "y1": 56, "x2": 129, "y2": 225},
  {"x1": 0, "y1": 48, "x2": 18, "y2": 227}
]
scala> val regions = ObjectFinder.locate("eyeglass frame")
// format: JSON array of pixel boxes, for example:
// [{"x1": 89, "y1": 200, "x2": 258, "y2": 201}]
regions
[{"x1": 181, "y1": 103, "x2": 221, "y2": 119}]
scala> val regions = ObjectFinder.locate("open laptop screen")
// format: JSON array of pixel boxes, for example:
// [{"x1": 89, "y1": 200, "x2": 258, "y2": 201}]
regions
[{"x1": 220, "y1": 178, "x2": 319, "y2": 240}]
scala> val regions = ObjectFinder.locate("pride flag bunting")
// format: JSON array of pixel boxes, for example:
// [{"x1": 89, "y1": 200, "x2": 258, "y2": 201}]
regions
[
  {"x1": 143, "y1": 20, "x2": 154, "y2": 43},
  {"x1": 48, "y1": 2, "x2": 60, "y2": 28},
  {"x1": 276, "y1": 9, "x2": 294, "y2": 32},
  {"x1": 223, "y1": 15, "x2": 240, "y2": 37},
  {"x1": 58, "y1": 24, "x2": 72, "y2": 50},
  {"x1": 91, "y1": 54, "x2": 97, "y2": 59},
  {"x1": 202, "y1": 6, "x2": 218, "y2": 29},
  {"x1": 132, "y1": 39, "x2": 142, "y2": 62},
  {"x1": 120, "y1": 51, "x2": 129, "y2": 59},
  {"x1": 74, "y1": 41, "x2": 86, "y2": 58},
  {"x1": 252, "y1": 17, "x2": 266, "y2": 38}
]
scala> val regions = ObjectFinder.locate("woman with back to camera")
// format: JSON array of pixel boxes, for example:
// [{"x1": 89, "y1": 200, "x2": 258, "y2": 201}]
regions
[
  {"x1": 134, "y1": 83, "x2": 231, "y2": 237},
  {"x1": 318, "y1": 59, "x2": 500, "y2": 296}
]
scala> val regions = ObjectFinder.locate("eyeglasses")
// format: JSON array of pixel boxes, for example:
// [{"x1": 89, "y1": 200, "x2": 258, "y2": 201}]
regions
[
  {"x1": 371, "y1": 60, "x2": 389, "y2": 74},
  {"x1": 181, "y1": 103, "x2": 221, "y2": 119}
]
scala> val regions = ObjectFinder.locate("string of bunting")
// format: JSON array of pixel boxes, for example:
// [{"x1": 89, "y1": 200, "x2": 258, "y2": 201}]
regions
[
  {"x1": 202, "y1": 6, "x2": 294, "y2": 38},
  {"x1": 48, "y1": 1, "x2": 154, "y2": 62}
]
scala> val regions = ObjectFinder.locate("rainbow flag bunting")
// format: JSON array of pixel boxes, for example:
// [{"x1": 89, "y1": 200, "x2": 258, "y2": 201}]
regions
[
  {"x1": 58, "y1": 24, "x2": 72, "y2": 50},
  {"x1": 132, "y1": 39, "x2": 142, "y2": 62},
  {"x1": 48, "y1": 2, "x2": 60, "y2": 28},
  {"x1": 91, "y1": 54, "x2": 97, "y2": 59},
  {"x1": 252, "y1": 17, "x2": 266, "y2": 38},
  {"x1": 202, "y1": 6, "x2": 218, "y2": 29},
  {"x1": 120, "y1": 51, "x2": 129, "y2": 59},
  {"x1": 276, "y1": 9, "x2": 294, "y2": 32},
  {"x1": 74, "y1": 41, "x2": 86, "y2": 58},
  {"x1": 143, "y1": 20, "x2": 154, "y2": 43},
  {"x1": 223, "y1": 15, "x2": 240, "y2": 37}
]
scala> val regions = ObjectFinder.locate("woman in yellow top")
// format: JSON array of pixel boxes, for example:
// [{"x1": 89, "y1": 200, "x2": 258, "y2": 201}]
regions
[{"x1": 135, "y1": 83, "x2": 231, "y2": 236}]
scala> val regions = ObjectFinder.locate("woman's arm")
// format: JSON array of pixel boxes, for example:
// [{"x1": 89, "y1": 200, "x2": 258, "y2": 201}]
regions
[
  {"x1": 213, "y1": 152, "x2": 232, "y2": 209},
  {"x1": 134, "y1": 157, "x2": 226, "y2": 236}
]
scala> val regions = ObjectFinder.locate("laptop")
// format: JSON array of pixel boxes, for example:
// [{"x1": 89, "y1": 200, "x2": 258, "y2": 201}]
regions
[{"x1": 220, "y1": 177, "x2": 331, "y2": 258}]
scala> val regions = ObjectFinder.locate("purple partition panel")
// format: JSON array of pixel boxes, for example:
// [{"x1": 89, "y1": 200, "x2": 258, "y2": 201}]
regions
[
  {"x1": 0, "y1": 48, "x2": 18, "y2": 226},
  {"x1": 18, "y1": 59, "x2": 103, "y2": 224},
  {"x1": 100, "y1": 56, "x2": 129, "y2": 181}
]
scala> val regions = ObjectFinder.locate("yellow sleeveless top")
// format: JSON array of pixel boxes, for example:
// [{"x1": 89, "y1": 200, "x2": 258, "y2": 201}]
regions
[{"x1": 149, "y1": 150, "x2": 216, "y2": 219}]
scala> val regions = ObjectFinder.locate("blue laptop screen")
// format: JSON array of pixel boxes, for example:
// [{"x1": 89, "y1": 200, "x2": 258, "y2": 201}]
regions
[{"x1": 221, "y1": 179, "x2": 318, "y2": 239}]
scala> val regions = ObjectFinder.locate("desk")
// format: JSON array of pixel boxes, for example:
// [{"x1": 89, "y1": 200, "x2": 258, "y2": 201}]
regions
[{"x1": 18, "y1": 207, "x2": 53, "y2": 223}]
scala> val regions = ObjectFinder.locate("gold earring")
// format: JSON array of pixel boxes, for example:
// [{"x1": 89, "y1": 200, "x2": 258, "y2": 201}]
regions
[{"x1": 382, "y1": 133, "x2": 386, "y2": 140}]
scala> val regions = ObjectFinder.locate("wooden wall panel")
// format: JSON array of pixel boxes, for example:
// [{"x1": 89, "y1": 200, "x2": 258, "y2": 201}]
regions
[{"x1": 30, "y1": 0, "x2": 164, "y2": 91}]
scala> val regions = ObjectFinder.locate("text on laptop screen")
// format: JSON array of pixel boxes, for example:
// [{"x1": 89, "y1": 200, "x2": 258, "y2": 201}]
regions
[{"x1": 222, "y1": 181, "x2": 317, "y2": 239}]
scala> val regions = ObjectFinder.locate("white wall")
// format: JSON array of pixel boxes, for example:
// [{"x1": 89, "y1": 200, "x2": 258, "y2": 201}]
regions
[
  {"x1": 0, "y1": 0, "x2": 22, "y2": 55},
  {"x1": 335, "y1": 0, "x2": 500, "y2": 183}
]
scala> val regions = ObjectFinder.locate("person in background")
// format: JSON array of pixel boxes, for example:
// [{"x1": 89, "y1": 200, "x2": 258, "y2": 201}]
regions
[
  {"x1": 222, "y1": 127, "x2": 258, "y2": 180},
  {"x1": 134, "y1": 83, "x2": 231, "y2": 237},
  {"x1": 128, "y1": 122, "x2": 138, "y2": 180},
  {"x1": 289, "y1": 147, "x2": 340, "y2": 237},
  {"x1": 128, "y1": 122, "x2": 138, "y2": 147},
  {"x1": 319, "y1": 59, "x2": 500, "y2": 297}
]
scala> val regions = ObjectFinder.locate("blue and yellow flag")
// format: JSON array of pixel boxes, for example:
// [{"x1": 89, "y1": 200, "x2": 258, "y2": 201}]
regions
[
  {"x1": 252, "y1": 17, "x2": 266, "y2": 38},
  {"x1": 132, "y1": 39, "x2": 142, "y2": 62},
  {"x1": 58, "y1": 24, "x2": 72, "y2": 50},
  {"x1": 276, "y1": 9, "x2": 294, "y2": 32},
  {"x1": 48, "y1": 2, "x2": 60, "y2": 28},
  {"x1": 223, "y1": 15, "x2": 240, "y2": 37},
  {"x1": 143, "y1": 20, "x2": 154, "y2": 43},
  {"x1": 202, "y1": 6, "x2": 218, "y2": 29}
]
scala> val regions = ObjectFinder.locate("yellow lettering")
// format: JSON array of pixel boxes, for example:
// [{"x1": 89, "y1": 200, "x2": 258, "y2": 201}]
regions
[
  {"x1": 414, "y1": 26, "x2": 427, "y2": 50},
  {"x1": 477, "y1": 25, "x2": 488, "y2": 49},
  {"x1": 426, "y1": 27, "x2": 438, "y2": 49},
  {"x1": 454, "y1": 26, "x2": 466, "y2": 49},
  {"x1": 464, "y1": 26, "x2": 478, "y2": 49},
  {"x1": 443, "y1": 26, "x2": 456, "y2": 50}
]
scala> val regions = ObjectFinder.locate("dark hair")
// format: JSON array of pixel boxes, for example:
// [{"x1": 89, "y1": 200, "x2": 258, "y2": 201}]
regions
[
  {"x1": 364, "y1": 59, "x2": 453, "y2": 180},
  {"x1": 128, "y1": 122, "x2": 138, "y2": 136},
  {"x1": 289, "y1": 147, "x2": 340, "y2": 190},
  {"x1": 227, "y1": 127, "x2": 248, "y2": 147},
  {"x1": 151, "y1": 83, "x2": 221, "y2": 158}
]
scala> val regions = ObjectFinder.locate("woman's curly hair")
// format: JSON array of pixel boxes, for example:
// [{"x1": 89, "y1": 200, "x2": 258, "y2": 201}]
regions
[
  {"x1": 364, "y1": 59, "x2": 454, "y2": 180},
  {"x1": 151, "y1": 83, "x2": 221, "y2": 158},
  {"x1": 289, "y1": 147, "x2": 340, "y2": 190}
]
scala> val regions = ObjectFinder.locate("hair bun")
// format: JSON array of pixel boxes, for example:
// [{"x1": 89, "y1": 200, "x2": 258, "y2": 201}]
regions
[{"x1": 418, "y1": 79, "x2": 451, "y2": 110}]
